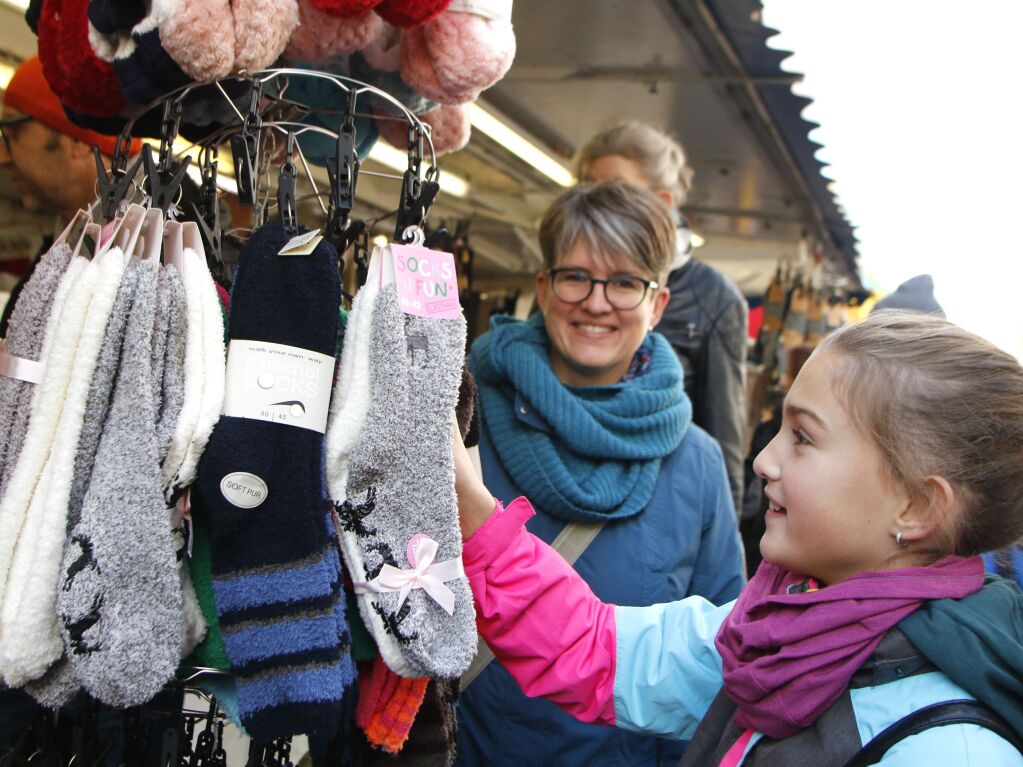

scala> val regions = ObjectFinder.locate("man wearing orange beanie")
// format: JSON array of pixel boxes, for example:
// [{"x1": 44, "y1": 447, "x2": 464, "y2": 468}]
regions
[
  {"x1": 0, "y1": 55, "x2": 142, "y2": 224},
  {"x1": 0, "y1": 56, "x2": 144, "y2": 335}
]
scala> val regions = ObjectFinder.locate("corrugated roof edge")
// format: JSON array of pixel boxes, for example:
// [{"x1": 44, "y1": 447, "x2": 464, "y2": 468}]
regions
[{"x1": 705, "y1": 0, "x2": 861, "y2": 284}]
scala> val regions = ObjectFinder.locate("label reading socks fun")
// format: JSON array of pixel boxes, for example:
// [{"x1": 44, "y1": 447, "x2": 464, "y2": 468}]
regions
[
  {"x1": 386, "y1": 245, "x2": 462, "y2": 319},
  {"x1": 223, "y1": 340, "x2": 333, "y2": 433}
]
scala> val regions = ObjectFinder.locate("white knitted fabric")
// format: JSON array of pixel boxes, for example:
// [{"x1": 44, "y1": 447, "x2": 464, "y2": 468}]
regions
[{"x1": 173, "y1": 252, "x2": 225, "y2": 493}]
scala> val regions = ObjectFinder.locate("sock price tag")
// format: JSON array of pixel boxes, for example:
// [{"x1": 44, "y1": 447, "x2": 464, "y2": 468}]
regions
[
  {"x1": 223, "y1": 340, "x2": 334, "y2": 433},
  {"x1": 384, "y1": 244, "x2": 462, "y2": 319},
  {"x1": 278, "y1": 229, "x2": 324, "y2": 257}
]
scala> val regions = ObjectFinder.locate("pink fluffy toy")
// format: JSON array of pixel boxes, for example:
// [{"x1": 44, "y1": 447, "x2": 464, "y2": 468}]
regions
[
  {"x1": 286, "y1": 0, "x2": 383, "y2": 62},
  {"x1": 377, "y1": 103, "x2": 470, "y2": 155},
  {"x1": 160, "y1": 0, "x2": 235, "y2": 81},
  {"x1": 232, "y1": 0, "x2": 299, "y2": 73},
  {"x1": 399, "y1": 0, "x2": 515, "y2": 104}
]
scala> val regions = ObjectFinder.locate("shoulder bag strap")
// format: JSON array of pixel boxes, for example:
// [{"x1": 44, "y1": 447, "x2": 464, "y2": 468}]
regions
[
  {"x1": 842, "y1": 699, "x2": 1023, "y2": 767},
  {"x1": 460, "y1": 519, "x2": 608, "y2": 689}
]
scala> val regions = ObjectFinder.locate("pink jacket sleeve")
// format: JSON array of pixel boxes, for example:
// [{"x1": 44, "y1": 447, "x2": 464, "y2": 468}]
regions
[{"x1": 462, "y1": 497, "x2": 618, "y2": 725}]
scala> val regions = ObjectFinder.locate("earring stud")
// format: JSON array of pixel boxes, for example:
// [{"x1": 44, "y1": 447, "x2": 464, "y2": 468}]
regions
[{"x1": 896, "y1": 531, "x2": 908, "y2": 547}]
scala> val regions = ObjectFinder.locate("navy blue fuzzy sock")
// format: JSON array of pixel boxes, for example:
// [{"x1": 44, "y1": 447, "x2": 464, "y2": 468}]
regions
[{"x1": 191, "y1": 223, "x2": 353, "y2": 744}]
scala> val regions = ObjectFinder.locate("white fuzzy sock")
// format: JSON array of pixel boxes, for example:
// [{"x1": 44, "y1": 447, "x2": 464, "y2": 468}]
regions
[
  {"x1": 0, "y1": 256, "x2": 95, "y2": 682},
  {"x1": 173, "y1": 253, "x2": 225, "y2": 493},
  {"x1": 160, "y1": 249, "x2": 206, "y2": 500}
]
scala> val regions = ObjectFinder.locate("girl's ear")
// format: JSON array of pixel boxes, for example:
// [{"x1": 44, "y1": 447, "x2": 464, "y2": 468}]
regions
[{"x1": 895, "y1": 475, "x2": 955, "y2": 544}]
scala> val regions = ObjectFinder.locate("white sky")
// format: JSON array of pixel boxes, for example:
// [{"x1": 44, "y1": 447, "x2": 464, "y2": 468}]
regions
[{"x1": 761, "y1": 1, "x2": 1023, "y2": 359}]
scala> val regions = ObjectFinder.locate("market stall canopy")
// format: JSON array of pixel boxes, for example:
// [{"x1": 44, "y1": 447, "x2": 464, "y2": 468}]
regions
[
  {"x1": 0, "y1": 0, "x2": 858, "y2": 296},
  {"x1": 421, "y1": 0, "x2": 861, "y2": 296}
]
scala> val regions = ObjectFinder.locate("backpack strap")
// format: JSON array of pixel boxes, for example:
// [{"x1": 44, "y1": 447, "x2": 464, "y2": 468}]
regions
[{"x1": 842, "y1": 699, "x2": 1023, "y2": 767}]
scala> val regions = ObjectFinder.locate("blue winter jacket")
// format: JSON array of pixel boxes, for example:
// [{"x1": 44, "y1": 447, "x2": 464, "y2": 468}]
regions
[{"x1": 455, "y1": 401, "x2": 746, "y2": 767}]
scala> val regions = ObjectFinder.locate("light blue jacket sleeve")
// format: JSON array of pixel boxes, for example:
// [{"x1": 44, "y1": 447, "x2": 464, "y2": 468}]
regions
[{"x1": 613, "y1": 597, "x2": 734, "y2": 741}]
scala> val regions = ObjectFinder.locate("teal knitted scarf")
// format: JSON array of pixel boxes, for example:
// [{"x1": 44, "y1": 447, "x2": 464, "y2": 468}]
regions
[{"x1": 470, "y1": 314, "x2": 691, "y2": 522}]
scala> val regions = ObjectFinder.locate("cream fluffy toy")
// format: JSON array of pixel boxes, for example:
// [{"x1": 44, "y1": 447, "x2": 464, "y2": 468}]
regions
[{"x1": 399, "y1": 0, "x2": 515, "y2": 104}]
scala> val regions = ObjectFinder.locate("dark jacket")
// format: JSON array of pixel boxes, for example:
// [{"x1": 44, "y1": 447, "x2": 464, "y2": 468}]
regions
[{"x1": 657, "y1": 259, "x2": 747, "y2": 514}]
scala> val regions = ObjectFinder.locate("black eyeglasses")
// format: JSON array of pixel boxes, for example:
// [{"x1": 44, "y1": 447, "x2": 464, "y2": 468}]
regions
[
  {"x1": 0, "y1": 115, "x2": 33, "y2": 150},
  {"x1": 548, "y1": 268, "x2": 658, "y2": 310}
]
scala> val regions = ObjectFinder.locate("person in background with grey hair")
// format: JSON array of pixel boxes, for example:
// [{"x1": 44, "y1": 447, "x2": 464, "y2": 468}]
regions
[
  {"x1": 576, "y1": 123, "x2": 748, "y2": 516},
  {"x1": 455, "y1": 181, "x2": 744, "y2": 767}
]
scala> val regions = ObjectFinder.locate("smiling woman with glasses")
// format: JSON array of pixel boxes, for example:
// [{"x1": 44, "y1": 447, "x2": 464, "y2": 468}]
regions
[
  {"x1": 457, "y1": 181, "x2": 745, "y2": 767},
  {"x1": 547, "y1": 268, "x2": 659, "y2": 310}
]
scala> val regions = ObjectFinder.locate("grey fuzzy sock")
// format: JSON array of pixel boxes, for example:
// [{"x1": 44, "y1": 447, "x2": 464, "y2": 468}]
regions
[
  {"x1": 58, "y1": 260, "x2": 185, "y2": 707},
  {"x1": 25, "y1": 259, "x2": 144, "y2": 709},
  {"x1": 65, "y1": 260, "x2": 143, "y2": 534},
  {"x1": 345, "y1": 284, "x2": 475, "y2": 679},
  {"x1": 0, "y1": 242, "x2": 73, "y2": 494},
  {"x1": 154, "y1": 265, "x2": 206, "y2": 656},
  {"x1": 0, "y1": 248, "x2": 127, "y2": 688}
]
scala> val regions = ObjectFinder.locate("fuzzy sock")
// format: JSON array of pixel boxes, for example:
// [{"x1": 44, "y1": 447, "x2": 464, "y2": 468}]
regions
[
  {"x1": 325, "y1": 268, "x2": 380, "y2": 506},
  {"x1": 153, "y1": 264, "x2": 207, "y2": 658},
  {"x1": 23, "y1": 258, "x2": 145, "y2": 709},
  {"x1": 0, "y1": 255, "x2": 93, "y2": 638},
  {"x1": 0, "y1": 248, "x2": 127, "y2": 688},
  {"x1": 361, "y1": 678, "x2": 458, "y2": 766},
  {"x1": 184, "y1": 496, "x2": 231, "y2": 672},
  {"x1": 161, "y1": 250, "x2": 208, "y2": 501},
  {"x1": 356, "y1": 656, "x2": 429, "y2": 754},
  {"x1": 173, "y1": 254, "x2": 227, "y2": 496},
  {"x1": 191, "y1": 222, "x2": 351, "y2": 743},
  {"x1": 58, "y1": 259, "x2": 185, "y2": 707},
  {"x1": 0, "y1": 241, "x2": 73, "y2": 495},
  {"x1": 344, "y1": 283, "x2": 474, "y2": 678}
]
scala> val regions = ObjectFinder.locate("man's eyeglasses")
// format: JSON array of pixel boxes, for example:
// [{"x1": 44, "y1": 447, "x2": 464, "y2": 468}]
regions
[
  {"x1": 0, "y1": 116, "x2": 33, "y2": 150},
  {"x1": 548, "y1": 268, "x2": 658, "y2": 310}
]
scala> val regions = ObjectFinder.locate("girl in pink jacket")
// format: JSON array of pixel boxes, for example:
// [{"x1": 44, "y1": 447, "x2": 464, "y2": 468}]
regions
[{"x1": 453, "y1": 311, "x2": 1023, "y2": 766}]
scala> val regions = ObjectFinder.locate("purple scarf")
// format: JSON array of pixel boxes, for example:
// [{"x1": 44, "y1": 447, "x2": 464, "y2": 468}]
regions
[{"x1": 715, "y1": 556, "x2": 984, "y2": 739}]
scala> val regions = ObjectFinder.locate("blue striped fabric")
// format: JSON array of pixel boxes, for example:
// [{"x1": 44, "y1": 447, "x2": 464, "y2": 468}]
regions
[{"x1": 192, "y1": 224, "x2": 355, "y2": 743}]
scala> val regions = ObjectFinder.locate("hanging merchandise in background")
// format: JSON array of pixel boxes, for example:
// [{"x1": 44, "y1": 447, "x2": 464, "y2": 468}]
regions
[{"x1": 222, "y1": 340, "x2": 334, "y2": 433}]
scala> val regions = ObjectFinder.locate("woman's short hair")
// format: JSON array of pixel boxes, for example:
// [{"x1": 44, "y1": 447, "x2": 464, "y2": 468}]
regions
[
  {"x1": 574, "y1": 122, "x2": 695, "y2": 207},
  {"x1": 538, "y1": 181, "x2": 676, "y2": 281}
]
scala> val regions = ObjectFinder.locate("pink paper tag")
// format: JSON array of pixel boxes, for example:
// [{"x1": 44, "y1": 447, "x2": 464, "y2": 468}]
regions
[{"x1": 389, "y1": 244, "x2": 461, "y2": 319}]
